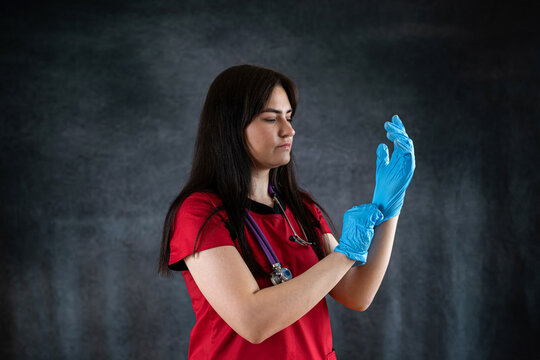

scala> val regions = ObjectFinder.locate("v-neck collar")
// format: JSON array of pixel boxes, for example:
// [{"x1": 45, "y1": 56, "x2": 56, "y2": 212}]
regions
[{"x1": 247, "y1": 192, "x2": 286, "y2": 215}]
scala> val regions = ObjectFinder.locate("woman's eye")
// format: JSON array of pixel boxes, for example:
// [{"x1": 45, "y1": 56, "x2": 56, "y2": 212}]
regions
[{"x1": 263, "y1": 118, "x2": 293, "y2": 123}]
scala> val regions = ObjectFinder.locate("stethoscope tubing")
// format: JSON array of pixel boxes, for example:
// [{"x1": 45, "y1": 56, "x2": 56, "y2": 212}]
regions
[{"x1": 244, "y1": 212, "x2": 280, "y2": 265}]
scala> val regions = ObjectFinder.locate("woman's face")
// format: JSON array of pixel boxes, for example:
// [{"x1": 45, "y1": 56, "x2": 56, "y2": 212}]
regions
[{"x1": 244, "y1": 85, "x2": 295, "y2": 171}]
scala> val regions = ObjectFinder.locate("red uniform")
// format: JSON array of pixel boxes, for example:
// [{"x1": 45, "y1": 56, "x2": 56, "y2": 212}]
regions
[{"x1": 169, "y1": 191, "x2": 337, "y2": 360}]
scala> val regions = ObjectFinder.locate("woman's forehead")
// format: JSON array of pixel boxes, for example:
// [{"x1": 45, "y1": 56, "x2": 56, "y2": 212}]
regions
[{"x1": 263, "y1": 86, "x2": 292, "y2": 111}]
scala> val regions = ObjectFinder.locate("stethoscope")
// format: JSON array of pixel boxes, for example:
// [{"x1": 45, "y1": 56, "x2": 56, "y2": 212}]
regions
[{"x1": 244, "y1": 185, "x2": 312, "y2": 286}]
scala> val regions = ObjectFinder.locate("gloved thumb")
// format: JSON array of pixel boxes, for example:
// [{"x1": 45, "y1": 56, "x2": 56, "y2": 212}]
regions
[{"x1": 376, "y1": 143, "x2": 389, "y2": 170}]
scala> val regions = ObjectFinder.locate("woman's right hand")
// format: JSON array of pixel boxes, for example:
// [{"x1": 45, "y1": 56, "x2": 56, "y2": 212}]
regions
[{"x1": 334, "y1": 203, "x2": 383, "y2": 265}]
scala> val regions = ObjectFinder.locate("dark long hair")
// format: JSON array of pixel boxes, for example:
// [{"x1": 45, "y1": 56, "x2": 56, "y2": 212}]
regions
[{"x1": 158, "y1": 64, "x2": 336, "y2": 277}]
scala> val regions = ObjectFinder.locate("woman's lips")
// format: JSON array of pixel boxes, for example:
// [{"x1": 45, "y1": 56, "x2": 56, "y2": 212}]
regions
[{"x1": 278, "y1": 143, "x2": 291, "y2": 149}]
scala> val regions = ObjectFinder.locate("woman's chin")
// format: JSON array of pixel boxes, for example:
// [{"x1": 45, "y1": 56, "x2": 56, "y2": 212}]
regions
[{"x1": 264, "y1": 157, "x2": 291, "y2": 170}]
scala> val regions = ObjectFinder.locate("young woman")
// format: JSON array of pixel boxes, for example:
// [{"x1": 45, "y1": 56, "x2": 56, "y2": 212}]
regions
[{"x1": 158, "y1": 64, "x2": 416, "y2": 359}]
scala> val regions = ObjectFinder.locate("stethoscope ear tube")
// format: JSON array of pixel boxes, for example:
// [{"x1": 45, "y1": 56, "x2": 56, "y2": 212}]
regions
[{"x1": 269, "y1": 185, "x2": 312, "y2": 246}]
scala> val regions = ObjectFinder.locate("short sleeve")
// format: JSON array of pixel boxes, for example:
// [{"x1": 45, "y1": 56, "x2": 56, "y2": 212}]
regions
[
  {"x1": 169, "y1": 192, "x2": 235, "y2": 270},
  {"x1": 304, "y1": 199, "x2": 332, "y2": 235}
]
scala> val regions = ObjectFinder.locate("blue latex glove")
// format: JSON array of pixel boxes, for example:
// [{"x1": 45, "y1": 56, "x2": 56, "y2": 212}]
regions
[
  {"x1": 372, "y1": 115, "x2": 416, "y2": 225},
  {"x1": 334, "y1": 203, "x2": 384, "y2": 265}
]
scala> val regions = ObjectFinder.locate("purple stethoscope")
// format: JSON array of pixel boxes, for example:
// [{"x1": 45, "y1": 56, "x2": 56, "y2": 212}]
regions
[{"x1": 244, "y1": 185, "x2": 312, "y2": 286}]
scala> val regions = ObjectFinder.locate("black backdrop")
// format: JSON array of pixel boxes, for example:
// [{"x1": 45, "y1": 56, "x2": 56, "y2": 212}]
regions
[{"x1": 1, "y1": 1, "x2": 538, "y2": 359}]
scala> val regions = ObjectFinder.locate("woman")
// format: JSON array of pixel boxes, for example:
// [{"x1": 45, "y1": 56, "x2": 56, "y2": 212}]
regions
[{"x1": 158, "y1": 64, "x2": 416, "y2": 359}]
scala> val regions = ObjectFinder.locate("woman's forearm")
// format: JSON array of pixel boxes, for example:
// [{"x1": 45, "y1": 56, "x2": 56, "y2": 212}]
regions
[
  {"x1": 247, "y1": 250, "x2": 355, "y2": 343},
  {"x1": 328, "y1": 215, "x2": 398, "y2": 311}
]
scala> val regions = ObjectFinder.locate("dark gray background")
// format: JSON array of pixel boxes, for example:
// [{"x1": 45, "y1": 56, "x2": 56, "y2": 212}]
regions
[{"x1": 1, "y1": 1, "x2": 538, "y2": 359}]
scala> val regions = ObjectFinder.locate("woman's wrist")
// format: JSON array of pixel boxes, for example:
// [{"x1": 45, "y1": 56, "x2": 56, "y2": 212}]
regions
[{"x1": 331, "y1": 249, "x2": 356, "y2": 267}]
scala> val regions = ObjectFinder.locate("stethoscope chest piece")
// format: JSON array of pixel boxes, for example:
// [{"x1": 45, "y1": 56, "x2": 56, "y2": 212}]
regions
[{"x1": 270, "y1": 263, "x2": 293, "y2": 285}]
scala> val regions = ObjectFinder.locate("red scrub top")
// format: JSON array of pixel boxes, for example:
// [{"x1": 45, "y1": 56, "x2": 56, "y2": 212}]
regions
[{"x1": 169, "y1": 191, "x2": 337, "y2": 360}]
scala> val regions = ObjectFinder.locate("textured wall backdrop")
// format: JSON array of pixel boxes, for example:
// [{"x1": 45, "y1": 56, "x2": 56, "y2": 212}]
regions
[{"x1": 1, "y1": 1, "x2": 538, "y2": 359}]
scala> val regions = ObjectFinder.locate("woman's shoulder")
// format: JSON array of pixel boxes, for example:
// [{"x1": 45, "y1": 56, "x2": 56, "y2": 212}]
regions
[
  {"x1": 184, "y1": 191, "x2": 222, "y2": 205},
  {"x1": 179, "y1": 191, "x2": 224, "y2": 213},
  {"x1": 173, "y1": 191, "x2": 229, "y2": 232}
]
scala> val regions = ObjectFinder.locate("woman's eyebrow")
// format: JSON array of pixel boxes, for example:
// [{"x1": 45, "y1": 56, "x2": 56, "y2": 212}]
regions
[{"x1": 261, "y1": 108, "x2": 293, "y2": 114}]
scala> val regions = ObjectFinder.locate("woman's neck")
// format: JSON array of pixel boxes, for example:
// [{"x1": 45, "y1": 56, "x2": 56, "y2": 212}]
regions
[{"x1": 249, "y1": 168, "x2": 274, "y2": 206}]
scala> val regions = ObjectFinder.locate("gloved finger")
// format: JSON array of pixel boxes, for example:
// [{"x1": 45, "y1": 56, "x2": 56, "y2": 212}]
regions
[
  {"x1": 390, "y1": 131, "x2": 412, "y2": 146},
  {"x1": 385, "y1": 121, "x2": 409, "y2": 138},
  {"x1": 394, "y1": 136, "x2": 414, "y2": 154},
  {"x1": 386, "y1": 130, "x2": 407, "y2": 142},
  {"x1": 389, "y1": 131, "x2": 411, "y2": 143},
  {"x1": 376, "y1": 143, "x2": 389, "y2": 170},
  {"x1": 385, "y1": 128, "x2": 409, "y2": 145},
  {"x1": 386, "y1": 127, "x2": 412, "y2": 142},
  {"x1": 387, "y1": 132, "x2": 414, "y2": 156},
  {"x1": 392, "y1": 115, "x2": 409, "y2": 137},
  {"x1": 385, "y1": 118, "x2": 410, "y2": 140},
  {"x1": 391, "y1": 114, "x2": 404, "y2": 129}
]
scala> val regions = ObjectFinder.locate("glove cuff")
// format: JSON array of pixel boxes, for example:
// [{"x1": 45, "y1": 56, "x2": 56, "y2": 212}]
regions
[
  {"x1": 375, "y1": 207, "x2": 401, "y2": 226},
  {"x1": 334, "y1": 246, "x2": 368, "y2": 263}
]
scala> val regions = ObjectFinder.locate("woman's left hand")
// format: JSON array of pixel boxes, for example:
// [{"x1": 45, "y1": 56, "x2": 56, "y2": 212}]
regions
[{"x1": 371, "y1": 115, "x2": 416, "y2": 224}]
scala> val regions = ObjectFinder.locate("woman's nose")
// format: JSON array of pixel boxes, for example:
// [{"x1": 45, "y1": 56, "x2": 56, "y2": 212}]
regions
[{"x1": 279, "y1": 118, "x2": 295, "y2": 137}]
